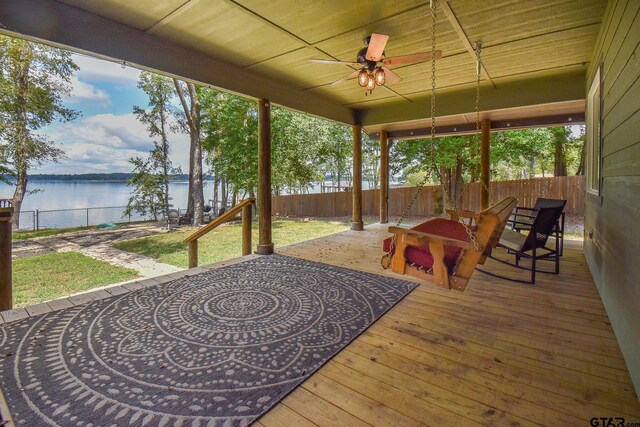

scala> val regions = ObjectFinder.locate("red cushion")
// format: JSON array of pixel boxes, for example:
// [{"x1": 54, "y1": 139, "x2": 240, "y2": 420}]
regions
[{"x1": 383, "y1": 218, "x2": 469, "y2": 272}]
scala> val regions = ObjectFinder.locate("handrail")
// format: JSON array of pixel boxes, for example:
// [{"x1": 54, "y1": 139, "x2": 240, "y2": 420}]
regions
[{"x1": 184, "y1": 198, "x2": 255, "y2": 268}]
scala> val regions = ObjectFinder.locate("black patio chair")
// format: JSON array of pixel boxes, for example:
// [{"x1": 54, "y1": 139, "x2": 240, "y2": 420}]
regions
[
  {"x1": 478, "y1": 205, "x2": 564, "y2": 284},
  {"x1": 508, "y1": 198, "x2": 567, "y2": 256}
]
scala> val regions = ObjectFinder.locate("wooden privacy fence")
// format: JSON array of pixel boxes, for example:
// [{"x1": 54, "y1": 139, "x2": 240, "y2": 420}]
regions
[{"x1": 272, "y1": 176, "x2": 585, "y2": 218}]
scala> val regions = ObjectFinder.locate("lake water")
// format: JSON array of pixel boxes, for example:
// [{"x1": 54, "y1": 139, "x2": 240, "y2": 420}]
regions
[
  {"x1": 0, "y1": 181, "x2": 201, "y2": 229},
  {"x1": 0, "y1": 179, "x2": 372, "y2": 229}
]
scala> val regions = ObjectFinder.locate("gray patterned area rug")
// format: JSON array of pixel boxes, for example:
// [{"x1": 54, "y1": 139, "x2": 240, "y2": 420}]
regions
[{"x1": 0, "y1": 253, "x2": 416, "y2": 426}]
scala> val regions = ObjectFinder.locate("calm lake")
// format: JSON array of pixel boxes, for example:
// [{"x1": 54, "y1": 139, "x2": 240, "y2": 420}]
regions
[{"x1": 0, "y1": 181, "x2": 202, "y2": 229}]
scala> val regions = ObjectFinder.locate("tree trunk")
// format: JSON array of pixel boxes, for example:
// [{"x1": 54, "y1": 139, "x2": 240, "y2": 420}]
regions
[
  {"x1": 576, "y1": 140, "x2": 586, "y2": 176},
  {"x1": 190, "y1": 131, "x2": 205, "y2": 225},
  {"x1": 554, "y1": 137, "x2": 567, "y2": 176},
  {"x1": 468, "y1": 136, "x2": 480, "y2": 182},
  {"x1": 454, "y1": 159, "x2": 463, "y2": 209},
  {"x1": 213, "y1": 175, "x2": 219, "y2": 210},
  {"x1": 11, "y1": 170, "x2": 27, "y2": 230},
  {"x1": 221, "y1": 177, "x2": 228, "y2": 209}
]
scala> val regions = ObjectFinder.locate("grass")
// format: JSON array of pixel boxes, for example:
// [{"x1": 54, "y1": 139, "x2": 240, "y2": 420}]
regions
[
  {"x1": 114, "y1": 218, "x2": 352, "y2": 268},
  {"x1": 12, "y1": 221, "x2": 152, "y2": 241},
  {"x1": 12, "y1": 225, "x2": 97, "y2": 240},
  {"x1": 13, "y1": 252, "x2": 138, "y2": 308}
]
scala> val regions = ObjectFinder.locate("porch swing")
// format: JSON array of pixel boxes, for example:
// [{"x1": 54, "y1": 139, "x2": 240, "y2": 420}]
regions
[{"x1": 381, "y1": 1, "x2": 517, "y2": 291}]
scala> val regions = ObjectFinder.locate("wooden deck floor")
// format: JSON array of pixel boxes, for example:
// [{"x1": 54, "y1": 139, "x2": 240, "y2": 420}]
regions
[{"x1": 254, "y1": 223, "x2": 640, "y2": 426}]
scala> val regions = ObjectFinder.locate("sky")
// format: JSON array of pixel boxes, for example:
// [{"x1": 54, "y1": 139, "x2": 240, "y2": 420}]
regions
[{"x1": 36, "y1": 53, "x2": 190, "y2": 174}]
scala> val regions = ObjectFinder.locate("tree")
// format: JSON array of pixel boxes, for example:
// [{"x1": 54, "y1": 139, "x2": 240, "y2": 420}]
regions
[
  {"x1": 0, "y1": 151, "x2": 13, "y2": 185},
  {"x1": 200, "y1": 89, "x2": 258, "y2": 203},
  {"x1": 362, "y1": 133, "x2": 380, "y2": 190},
  {"x1": 0, "y1": 36, "x2": 78, "y2": 228},
  {"x1": 551, "y1": 126, "x2": 570, "y2": 177},
  {"x1": 131, "y1": 71, "x2": 179, "y2": 221},
  {"x1": 174, "y1": 79, "x2": 205, "y2": 225},
  {"x1": 314, "y1": 122, "x2": 351, "y2": 192},
  {"x1": 124, "y1": 156, "x2": 165, "y2": 221}
]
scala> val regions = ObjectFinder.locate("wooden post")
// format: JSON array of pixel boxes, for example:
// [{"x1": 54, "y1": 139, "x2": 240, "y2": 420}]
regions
[
  {"x1": 242, "y1": 203, "x2": 252, "y2": 256},
  {"x1": 0, "y1": 205, "x2": 14, "y2": 311},
  {"x1": 481, "y1": 119, "x2": 491, "y2": 210},
  {"x1": 379, "y1": 130, "x2": 389, "y2": 224},
  {"x1": 257, "y1": 99, "x2": 274, "y2": 254},
  {"x1": 351, "y1": 124, "x2": 364, "y2": 231},
  {"x1": 188, "y1": 240, "x2": 198, "y2": 269}
]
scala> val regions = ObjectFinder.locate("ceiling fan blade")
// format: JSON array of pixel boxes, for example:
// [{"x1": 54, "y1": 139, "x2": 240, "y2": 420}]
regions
[
  {"x1": 310, "y1": 58, "x2": 360, "y2": 65},
  {"x1": 330, "y1": 70, "x2": 361, "y2": 85},
  {"x1": 366, "y1": 33, "x2": 389, "y2": 61},
  {"x1": 382, "y1": 51, "x2": 443, "y2": 67},
  {"x1": 382, "y1": 67, "x2": 401, "y2": 84}
]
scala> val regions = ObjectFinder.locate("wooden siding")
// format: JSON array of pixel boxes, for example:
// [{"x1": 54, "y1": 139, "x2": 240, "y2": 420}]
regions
[
  {"x1": 272, "y1": 176, "x2": 586, "y2": 218},
  {"x1": 584, "y1": 0, "x2": 640, "y2": 397}
]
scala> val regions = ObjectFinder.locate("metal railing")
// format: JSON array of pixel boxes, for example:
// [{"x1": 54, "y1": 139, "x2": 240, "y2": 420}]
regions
[{"x1": 11, "y1": 205, "x2": 150, "y2": 230}]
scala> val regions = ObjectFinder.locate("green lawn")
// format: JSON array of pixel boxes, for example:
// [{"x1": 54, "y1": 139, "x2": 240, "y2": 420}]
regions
[
  {"x1": 13, "y1": 225, "x2": 96, "y2": 240},
  {"x1": 13, "y1": 252, "x2": 139, "y2": 308},
  {"x1": 114, "y1": 218, "x2": 351, "y2": 268},
  {"x1": 12, "y1": 221, "x2": 151, "y2": 240}
]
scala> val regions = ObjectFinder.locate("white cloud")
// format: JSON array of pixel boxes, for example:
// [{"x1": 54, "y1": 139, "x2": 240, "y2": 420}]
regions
[
  {"x1": 36, "y1": 113, "x2": 190, "y2": 174},
  {"x1": 72, "y1": 53, "x2": 141, "y2": 85},
  {"x1": 66, "y1": 75, "x2": 111, "y2": 106}
]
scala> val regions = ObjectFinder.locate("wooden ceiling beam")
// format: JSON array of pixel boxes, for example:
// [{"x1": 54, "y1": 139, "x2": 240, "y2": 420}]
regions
[
  {"x1": 368, "y1": 113, "x2": 585, "y2": 141},
  {"x1": 357, "y1": 70, "x2": 586, "y2": 127},
  {"x1": 440, "y1": 0, "x2": 495, "y2": 88}
]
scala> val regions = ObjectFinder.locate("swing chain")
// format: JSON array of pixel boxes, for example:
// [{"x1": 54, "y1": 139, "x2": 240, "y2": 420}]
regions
[
  {"x1": 474, "y1": 40, "x2": 493, "y2": 202},
  {"x1": 381, "y1": 0, "x2": 483, "y2": 269}
]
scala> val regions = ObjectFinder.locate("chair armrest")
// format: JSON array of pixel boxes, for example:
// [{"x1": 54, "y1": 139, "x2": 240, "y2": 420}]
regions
[
  {"x1": 514, "y1": 206, "x2": 536, "y2": 212},
  {"x1": 446, "y1": 209, "x2": 479, "y2": 219},
  {"x1": 508, "y1": 219, "x2": 534, "y2": 228},
  {"x1": 388, "y1": 226, "x2": 481, "y2": 252},
  {"x1": 511, "y1": 212, "x2": 536, "y2": 219}
]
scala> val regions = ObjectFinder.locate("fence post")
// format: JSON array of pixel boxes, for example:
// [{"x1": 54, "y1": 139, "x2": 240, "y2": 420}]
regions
[
  {"x1": 86, "y1": 208, "x2": 89, "y2": 227},
  {"x1": 35, "y1": 210, "x2": 39, "y2": 231},
  {"x1": 32, "y1": 211, "x2": 36, "y2": 231}
]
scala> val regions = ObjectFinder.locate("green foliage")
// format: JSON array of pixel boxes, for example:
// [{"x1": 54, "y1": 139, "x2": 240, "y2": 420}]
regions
[
  {"x1": 114, "y1": 218, "x2": 351, "y2": 268},
  {"x1": 0, "y1": 36, "x2": 78, "y2": 226},
  {"x1": 128, "y1": 72, "x2": 180, "y2": 220},
  {"x1": 391, "y1": 126, "x2": 586, "y2": 186},
  {"x1": 12, "y1": 252, "x2": 138, "y2": 307},
  {"x1": 0, "y1": 36, "x2": 77, "y2": 167},
  {"x1": 200, "y1": 89, "x2": 258, "y2": 196},
  {"x1": 200, "y1": 89, "x2": 361, "y2": 196},
  {"x1": 124, "y1": 156, "x2": 165, "y2": 220}
]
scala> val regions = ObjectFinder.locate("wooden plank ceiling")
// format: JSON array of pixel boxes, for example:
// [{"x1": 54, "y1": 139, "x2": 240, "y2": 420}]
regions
[{"x1": 2, "y1": 0, "x2": 607, "y2": 130}]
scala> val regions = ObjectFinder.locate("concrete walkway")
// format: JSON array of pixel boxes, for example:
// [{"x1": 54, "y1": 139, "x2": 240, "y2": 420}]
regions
[{"x1": 12, "y1": 224, "x2": 182, "y2": 278}]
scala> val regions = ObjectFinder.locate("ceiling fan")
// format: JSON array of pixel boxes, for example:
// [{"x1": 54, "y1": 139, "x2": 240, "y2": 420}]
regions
[{"x1": 310, "y1": 33, "x2": 442, "y2": 94}]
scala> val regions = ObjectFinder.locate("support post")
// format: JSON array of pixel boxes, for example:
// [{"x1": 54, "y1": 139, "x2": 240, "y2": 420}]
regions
[
  {"x1": 257, "y1": 99, "x2": 274, "y2": 254},
  {"x1": 188, "y1": 240, "x2": 198, "y2": 269},
  {"x1": 379, "y1": 130, "x2": 389, "y2": 224},
  {"x1": 0, "y1": 205, "x2": 14, "y2": 311},
  {"x1": 351, "y1": 124, "x2": 363, "y2": 231},
  {"x1": 242, "y1": 203, "x2": 252, "y2": 256},
  {"x1": 481, "y1": 119, "x2": 491, "y2": 210}
]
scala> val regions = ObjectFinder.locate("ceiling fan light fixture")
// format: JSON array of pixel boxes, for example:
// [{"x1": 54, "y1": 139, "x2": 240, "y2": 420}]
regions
[
  {"x1": 366, "y1": 75, "x2": 376, "y2": 91},
  {"x1": 357, "y1": 69, "x2": 369, "y2": 87},
  {"x1": 374, "y1": 67, "x2": 386, "y2": 86}
]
